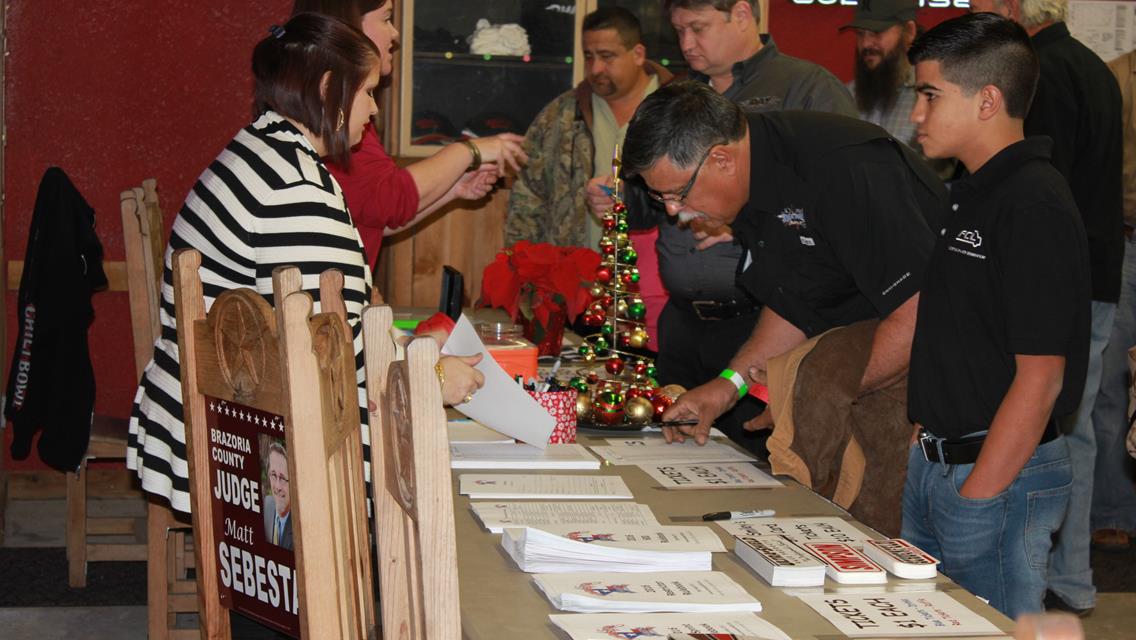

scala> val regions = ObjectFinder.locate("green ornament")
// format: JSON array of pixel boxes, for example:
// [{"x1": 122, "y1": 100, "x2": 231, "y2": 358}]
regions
[
  {"x1": 619, "y1": 248, "x2": 639, "y2": 265},
  {"x1": 628, "y1": 271, "x2": 640, "y2": 283},
  {"x1": 628, "y1": 301, "x2": 646, "y2": 320},
  {"x1": 569, "y1": 377, "x2": 589, "y2": 392},
  {"x1": 616, "y1": 220, "x2": 629, "y2": 233},
  {"x1": 594, "y1": 336, "x2": 609, "y2": 350},
  {"x1": 646, "y1": 365, "x2": 657, "y2": 378},
  {"x1": 578, "y1": 345, "x2": 591, "y2": 357},
  {"x1": 601, "y1": 323, "x2": 614, "y2": 336}
]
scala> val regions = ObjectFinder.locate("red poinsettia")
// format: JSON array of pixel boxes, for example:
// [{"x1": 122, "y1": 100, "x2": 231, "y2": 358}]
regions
[{"x1": 480, "y1": 241, "x2": 601, "y2": 328}]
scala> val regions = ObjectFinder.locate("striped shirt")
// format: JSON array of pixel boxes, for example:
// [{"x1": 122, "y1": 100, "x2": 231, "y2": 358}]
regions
[{"x1": 127, "y1": 111, "x2": 371, "y2": 514}]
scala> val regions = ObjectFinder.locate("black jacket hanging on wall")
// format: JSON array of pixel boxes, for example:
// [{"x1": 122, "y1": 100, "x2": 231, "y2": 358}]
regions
[{"x1": 5, "y1": 167, "x2": 107, "y2": 471}]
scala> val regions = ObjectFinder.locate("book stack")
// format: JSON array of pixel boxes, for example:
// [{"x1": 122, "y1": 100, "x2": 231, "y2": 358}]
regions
[
  {"x1": 533, "y1": 571, "x2": 762, "y2": 613},
  {"x1": 501, "y1": 526, "x2": 716, "y2": 573},
  {"x1": 862, "y1": 538, "x2": 939, "y2": 580},
  {"x1": 733, "y1": 535, "x2": 826, "y2": 587},
  {"x1": 802, "y1": 542, "x2": 887, "y2": 584}
]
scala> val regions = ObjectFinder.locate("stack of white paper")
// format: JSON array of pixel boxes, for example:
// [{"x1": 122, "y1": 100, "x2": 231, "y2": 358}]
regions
[
  {"x1": 862, "y1": 539, "x2": 939, "y2": 580},
  {"x1": 470, "y1": 501, "x2": 658, "y2": 534},
  {"x1": 734, "y1": 535, "x2": 826, "y2": 587},
  {"x1": 803, "y1": 542, "x2": 887, "y2": 584},
  {"x1": 459, "y1": 474, "x2": 633, "y2": 500},
  {"x1": 449, "y1": 442, "x2": 600, "y2": 470},
  {"x1": 502, "y1": 526, "x2": 718, "y2": 573},
  {"x1": 714, "y1": 516, "x2": 870, "y2": 549},
  {"x1": 533, "y1": 571, "x2": 762, "y2": 613},
  {"x1": 549, "y1": 612, "x2": 792, "y2": 640}
]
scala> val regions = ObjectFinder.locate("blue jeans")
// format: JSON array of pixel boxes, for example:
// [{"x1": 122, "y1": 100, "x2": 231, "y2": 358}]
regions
[
  {"x1": 1091, "y1": 238, "x2": 1136, "y2": 532},
  {"x1": 1048, "y1": 300, "x2": 1115, "y2": 609},
  {"x1": 903, "y1": 438, "x2": 1072, "y2": 620}
]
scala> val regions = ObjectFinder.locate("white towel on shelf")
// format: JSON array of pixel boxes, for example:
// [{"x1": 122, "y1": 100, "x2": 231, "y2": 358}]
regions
[{"x1": 467, "y1": 18, "x2": 531, "y2": 57}]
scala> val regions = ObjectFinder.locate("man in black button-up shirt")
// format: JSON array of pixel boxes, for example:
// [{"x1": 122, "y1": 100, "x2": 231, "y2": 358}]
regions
[
  {"x1": 905, "y1": 13, "x2": 1089, "y2": 618},
  {"x1": 620, "y1": 81, "x2": 944, "y2": 445}
]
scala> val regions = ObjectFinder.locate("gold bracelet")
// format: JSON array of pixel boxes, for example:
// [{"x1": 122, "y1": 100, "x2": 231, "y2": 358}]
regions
[
  {"x1": 459, "y1": 139, "x2": 481, "y2": 172},
  {"x1": 434, "y1": 361, "x2": 446, "y2": 391}
]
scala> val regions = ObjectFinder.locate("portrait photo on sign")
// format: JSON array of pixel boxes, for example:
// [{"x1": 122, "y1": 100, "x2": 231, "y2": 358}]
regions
[{"x1": 260, "y1": 435, "x2": 294, "y2": 551}]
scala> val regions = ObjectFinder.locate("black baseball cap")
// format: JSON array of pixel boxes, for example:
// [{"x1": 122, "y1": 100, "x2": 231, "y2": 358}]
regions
[{"x1": 840, "y1": 0, "x2": 918, "y2": 32}]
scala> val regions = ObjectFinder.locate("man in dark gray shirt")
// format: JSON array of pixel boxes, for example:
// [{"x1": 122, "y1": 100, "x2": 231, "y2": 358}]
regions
[{"x1": 586, "y1": 0, "x2": 855, "y2": 449}]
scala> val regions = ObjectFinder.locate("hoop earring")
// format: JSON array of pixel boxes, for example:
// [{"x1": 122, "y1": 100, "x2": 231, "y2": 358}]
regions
[{"x1": 336, "y1": 108, "x2": 345, "y2": 132}]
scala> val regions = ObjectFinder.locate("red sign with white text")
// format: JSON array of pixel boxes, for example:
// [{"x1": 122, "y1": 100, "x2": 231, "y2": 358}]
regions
[{"x1": 206, "y1": 397, "x2": 300, "y2": 637}]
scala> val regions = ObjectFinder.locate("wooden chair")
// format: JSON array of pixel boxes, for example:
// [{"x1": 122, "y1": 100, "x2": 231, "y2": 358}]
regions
[
  {"x1": 65, "y1": 179, "x2": 165, "y2": 588},
  {"x1": 175, "y1": 248, "x2": 376, "y2": 639},
  {"x1": 363, "y1": 305, "x2": 460, "y2": 639}
]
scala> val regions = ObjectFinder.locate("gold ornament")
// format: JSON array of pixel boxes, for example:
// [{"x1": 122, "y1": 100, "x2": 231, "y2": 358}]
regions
[
  {"x1": 576, "y1": 392, "x2": 593, "y2": 420},
  {"x1": 658, "y1": 384, "x2": 686, "y2": 402},
  {"x1": 625, "y1": 397, "x2": 654, "y2": 424},
  {"x1": 590, "y1": 284, "x2": 604, "y2": 298},
  {"x1": 628, "y1": 332, "x2": 647, "y2": 349}
]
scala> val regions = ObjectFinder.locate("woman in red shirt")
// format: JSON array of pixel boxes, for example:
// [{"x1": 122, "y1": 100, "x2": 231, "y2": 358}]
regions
[{"x1": 293, "y1": 0, "x2": 528, "y2": 269}]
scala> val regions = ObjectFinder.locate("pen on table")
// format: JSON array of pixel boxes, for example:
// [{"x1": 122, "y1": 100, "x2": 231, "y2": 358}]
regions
[{"x1": 701, "y1": 509, "x2": 776, "y2": 521}]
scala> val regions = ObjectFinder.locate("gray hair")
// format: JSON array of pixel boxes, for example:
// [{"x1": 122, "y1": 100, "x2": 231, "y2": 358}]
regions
[
  {"x1": 1019, "y1": 0, "x2": 1067, "y2": 29},
  {"x1": 622, "y1": 81, "x2": 747, "y2": 177}
]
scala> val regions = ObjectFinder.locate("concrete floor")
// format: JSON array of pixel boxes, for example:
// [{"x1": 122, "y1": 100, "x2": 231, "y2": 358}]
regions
[{"x1": 2, "y1": 496, "x2": 1135, "y2": 639}]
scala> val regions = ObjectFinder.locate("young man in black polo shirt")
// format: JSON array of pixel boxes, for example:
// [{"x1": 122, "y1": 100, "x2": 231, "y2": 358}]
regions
[{"x1": 905, "y1": 13, "x2": 1090, "y2": 619}]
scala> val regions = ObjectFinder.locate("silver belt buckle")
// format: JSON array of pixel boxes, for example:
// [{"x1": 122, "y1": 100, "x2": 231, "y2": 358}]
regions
[{"x1": 919, "y1": 431, "x2": 939, "y2": 463}]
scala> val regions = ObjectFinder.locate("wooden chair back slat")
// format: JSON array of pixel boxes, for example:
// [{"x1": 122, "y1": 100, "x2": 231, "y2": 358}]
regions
[
  {"x1": 176, "y1": 249, "x2": 374, "y2": 639},
  {"x1": 121, "y1": 181, "x2": 164, "y2": 379},
  {"x1": 363, "y1": 306, "x2": 460, "y2": 640}
]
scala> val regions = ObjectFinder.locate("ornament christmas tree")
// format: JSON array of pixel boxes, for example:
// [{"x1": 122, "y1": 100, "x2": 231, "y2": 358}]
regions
[{"x1": 569, "y1": 145, "x2": 680, "y2": 426}]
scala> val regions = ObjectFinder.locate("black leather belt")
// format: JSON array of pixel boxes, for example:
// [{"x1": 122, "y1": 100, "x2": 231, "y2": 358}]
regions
[
  {"x1": 919, "y1": 420, "x2": 1061, "y2": 465},
  {"x1": 671, "y1": 297, "x2": 761, "y2": 321}
]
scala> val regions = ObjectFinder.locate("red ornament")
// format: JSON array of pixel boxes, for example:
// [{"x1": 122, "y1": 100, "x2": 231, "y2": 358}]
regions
[
  {"x1": 618, "y1": 332, "x2": 632, "y2": 348},
  {"x1": 651, "y1": 395, "x2": 674, "y2": 419},
  {"x1": 586, "y1": 371, "x2": 600, "y2": 385},
  {"x1": 634, "y1": 361, "x2": 648, "y2": 375},
  {"x1": 621, "y1": 272, "x2": 634, "y2": 286},
  {"x1": 605, "y1": 357, "x2": 625, "y2": 375},
  {"x1": 603, "y1": 217, "x2": 617, "y2": 231},
  {"x1": 602, "y1": 243, "x2": 616, "y2": 256},
  {"x1": 612, "y1": 202, "x2": 627, "y2": 213},
  {"x1": 625, "y1": 386, "x2": 644, "y2": 400},
  {"x1": 583, "y1": 312, "x2": 603, "y2": 327},
  {"x1": 595, "y1": 266, "x2": 612, "y2": 283}
]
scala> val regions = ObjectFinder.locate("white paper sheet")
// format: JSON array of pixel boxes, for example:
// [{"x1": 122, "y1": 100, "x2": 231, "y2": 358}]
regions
[
  {"x1": 714, "y1": 517, "x2": 871, "y2": 549},
  {"x1": 797, "y1": 592, "x2": 1004, "y2": 637},
  {"x1": 471, "y1": 501, "x2": 658, "y2": 533},
  {"x1": 591, "y1": 440, "x2": 756, "y2": 465},
  {"x1": 549, "y1": 612, "x2": 791, "y2": 640},
  {"x1": 1069, "y1": 1, "x2": 1136, "y2": 62},
  {"x1": 639, "y1": 462, "x2": 782, "y2": 489},
  {"x1": 442, "y1": 314, "x2": 554, "y2": 446},
  {"x1": 446, "y1": 419, "x2": 515, "y2": 443},
  {"x1": 450, "y1": 443, "x2": 599, "y2": 470},
  {"x1": 459, "y1": 474, "x2": 633, "y2": 499},
  {"x1": 533, "y1": 571, "x2": 761, "y2": 613},
  {"x1": 519, "y1": 523, "x2": 727, "y2": 553}
]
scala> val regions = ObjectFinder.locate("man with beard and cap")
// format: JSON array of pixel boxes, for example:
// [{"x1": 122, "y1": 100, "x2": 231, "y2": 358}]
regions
[{"x1": 842, "y1": 0, "x2": 954, "y2": 176}]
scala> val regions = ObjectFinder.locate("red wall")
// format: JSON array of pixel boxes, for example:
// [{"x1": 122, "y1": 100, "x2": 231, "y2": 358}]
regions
[
  {"x1": 3, "y1": 1, "x2": 291, "y2": 469},
  {"x1": 1, "y1": 1, "x2": 962, "y2": 470}
]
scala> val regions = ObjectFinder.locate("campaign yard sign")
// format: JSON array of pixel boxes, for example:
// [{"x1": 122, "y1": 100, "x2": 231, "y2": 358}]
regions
[{"x1": 206, "y1": 397, "x2": 300, "y2": 637}]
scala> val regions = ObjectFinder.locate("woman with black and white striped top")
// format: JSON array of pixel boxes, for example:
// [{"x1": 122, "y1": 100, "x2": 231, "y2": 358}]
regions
[{"x1": 126, "y1": 13, "x2": 482, "y2": 514}]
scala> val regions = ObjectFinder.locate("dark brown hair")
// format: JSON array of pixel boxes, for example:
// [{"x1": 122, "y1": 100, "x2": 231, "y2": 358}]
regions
[
  {"x1": 252, "y1": 12, "x2": 379, "y2": 167},
  {"x1": 664, "y1": 0, "x2": 759, "y2": 16},
  {"x1": 290, "y1": 0, "x2": 388, "y2": 29}
]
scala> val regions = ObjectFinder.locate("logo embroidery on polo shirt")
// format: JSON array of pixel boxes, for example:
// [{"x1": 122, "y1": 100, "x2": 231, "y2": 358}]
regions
[
  {"x1": 955, "y1": 229, "x2": 982, "y2": 248},
  {"x1": 949, "y1": 229, "x2": 987, "y2": 260},
  {"x1": 777, "y1": 207, "x2": 806, "y2": 229}
]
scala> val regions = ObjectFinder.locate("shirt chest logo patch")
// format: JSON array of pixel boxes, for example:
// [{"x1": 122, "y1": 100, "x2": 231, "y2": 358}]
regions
[
  {"x1": 955, "y1": 229, "x2": 982, "y2": 248},
  {"x1": 948, "y1": 228, "x2": 987, "y2": 260},
  {"x1": 777, "y1": 207, "x2": 807, "y2": 230}
]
